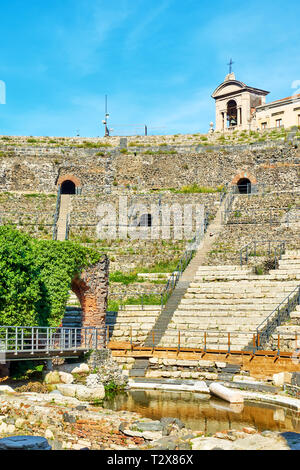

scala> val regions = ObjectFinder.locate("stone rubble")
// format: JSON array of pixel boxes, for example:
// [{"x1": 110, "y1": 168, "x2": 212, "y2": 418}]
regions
[{"x1": 0, "y1": 388, "x2": 299, "y2": 450}]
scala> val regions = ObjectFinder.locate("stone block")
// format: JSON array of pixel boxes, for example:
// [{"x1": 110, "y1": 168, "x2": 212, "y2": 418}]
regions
[
  {"x1": 0, "y1": 436, "x2": 51, "y2": 450},
  {"x1": 149, "y1": 358, "x2": 158, "y2": 365},
  {"x1": 59, "y1": 372, "x2": 74, "y2": 384},
  {"x1": 56, "y1": 384, "x2": 77, "y2": 397},
  {"x1": 215, "y1": 362, "x2": 227, "y2": 368},
  {"x1": 0, "y1": 385, "x2": 15, "y2": 394},
  {"x1": 273, "y1": 372, "x2": 292, "y2": 387},
  {"x1": 198, "y1": 360, "x2": 215, "y2": 368},
  {"x1": 292, "y1": 372, "x2": 300, "y2": 387},
  {"x1": 44, "y1": 371, "x2": 61, "y2": 385}
]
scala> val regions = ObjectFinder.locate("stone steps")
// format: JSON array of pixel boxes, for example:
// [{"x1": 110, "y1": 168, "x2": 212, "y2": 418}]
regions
[
  {"x1": 184, "y1": 293, "x2": 288, "y2": 301},
  {"x1": 158, "y1": 251, "x2": 300, "y2": 350}
]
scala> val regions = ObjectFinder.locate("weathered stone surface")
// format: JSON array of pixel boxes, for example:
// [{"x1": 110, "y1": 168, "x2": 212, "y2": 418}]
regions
[
  {"x1": 59, "y1": 372, "x2": 74, "y2": 384},
  {"x1": 45, "y1": 429, "x2": 54, "y2": 440},
  {"x1": 44, "y1": 371, "x2": 61, "y2": 385},
  {"x1": 0, "y1": 436, "x2": 52, "y2": 450},
  {"x1": 273, "y1": 372, "x2": 292, "y2": 387},
  {"x1": 56, "y1": 384, "x2": 77, "y2": 397},
  {"x1": 0, "y1": 385, "x2": 15, "y2": 394},
  {"x1": 132, "y1": 421, "x2": 163, "y2": 432},
  {"x1": 87, "y1": 350, "x2": 128, "y2": 387},
  {"x1": 75, "y1": 385, "x2": 105, "y2": 401},
  {"x1": 209, "y1": 383, "x2": 244, "y2": 404}
]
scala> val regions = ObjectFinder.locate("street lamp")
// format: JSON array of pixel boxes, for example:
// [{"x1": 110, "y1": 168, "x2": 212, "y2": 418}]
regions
[{"x1": 103, "y1": 95, "x2": 110, "y2": 137}]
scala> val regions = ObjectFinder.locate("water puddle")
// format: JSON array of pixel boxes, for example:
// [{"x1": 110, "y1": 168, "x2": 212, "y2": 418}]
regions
[{"x1": 103, "y1": 389, "x2": 300, "y2": 434}]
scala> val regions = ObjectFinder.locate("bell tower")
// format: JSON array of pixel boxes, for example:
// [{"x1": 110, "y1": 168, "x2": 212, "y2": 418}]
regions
[{"x1": 211, "y1": 66, "x2": 269, "y2": 132}]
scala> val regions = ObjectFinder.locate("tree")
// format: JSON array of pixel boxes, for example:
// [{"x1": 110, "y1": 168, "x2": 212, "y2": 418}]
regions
[
  {"x1": 0, "y1": 226, "x2": 101, "y2": 327},
  {"x1": 0, "y1": 226, "x2": 41, "y2": 326}
]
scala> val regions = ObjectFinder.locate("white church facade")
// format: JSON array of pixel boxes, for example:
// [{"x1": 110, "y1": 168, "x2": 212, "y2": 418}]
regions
[{"x1": 212, "y1": 72, "x2": 300, "y2": 132}]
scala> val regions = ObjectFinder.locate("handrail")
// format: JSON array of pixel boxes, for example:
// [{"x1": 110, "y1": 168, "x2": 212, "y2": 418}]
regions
[
  {"x1": 52, "y1": 185, "x2": 61, "y2": 240},
  {"x1": 240, "y1": 239, "x2": 286, "y2": 266},
  {"x1": 107, "y1": 325, "x2": 300, "y2": 355},
  {"x1": 65, "y1": 213, "x2": 70, "y2": 240},
  {"x1": 256, "y1": 284, "x2": 300, "y2": 346},
  {"x1": 159, "y1": 211, "x2": 210, "y2": 307},
  {"x1": 0, "y1": 325, "x2": 105, "y2": 353},
  {"x1": 108, "y1": 212, "x2": 210, "y2": 312},
  {"x1": 221, "y1": 192, "x2": 235, "y2": 224}
]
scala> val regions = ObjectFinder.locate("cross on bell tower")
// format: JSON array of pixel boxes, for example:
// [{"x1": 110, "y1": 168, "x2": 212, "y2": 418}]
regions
[{"x1": 227, "y1": 58, "x2": 234, "y2": 74}]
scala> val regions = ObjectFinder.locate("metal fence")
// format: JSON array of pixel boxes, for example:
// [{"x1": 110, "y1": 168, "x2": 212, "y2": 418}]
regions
[
  {"x1": 108, "y1": 212, "x2": 210, "y2": 312},
  {"x1": 240, "y1": 239, "x2": 286, "y2": 266},
  {"x1": 52, "y1": 185, "x2": 61, "y2": 240},
  {"x1": 107, "y1": 326, "x2": 300, "y2": 356},
  {"x1": 256, "y1": 285, "x2": 300, "y2": 347},
  {"x1": 223, "y1": 206, "x2": 300, "y2": 225},
  {"x1": 0, "y1": 326, "x2": 105, "y2": 355}
]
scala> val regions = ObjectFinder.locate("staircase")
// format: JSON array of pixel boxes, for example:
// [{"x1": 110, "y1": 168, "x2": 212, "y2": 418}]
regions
[
  {"x1": 158, "y1": 250, "x2": 300, "y2": 351},
  {"x1": 144, "y1": 195, "x2": 229, "y2": 348},
  {"x1": 56, "y1": 195, "x2": 71, "y2": 241},
  {"x1": 62, "y1": 306, "x2": 82, "y2": 328}
]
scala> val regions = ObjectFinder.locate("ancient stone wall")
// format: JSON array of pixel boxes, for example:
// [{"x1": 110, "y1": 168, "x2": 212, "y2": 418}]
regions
[
  {"x1": 0, "y1": 139, "x2": 299, "y2": 195},
  {"x1": 71, "y1": 256, "x2": 109, "y2": 346}
]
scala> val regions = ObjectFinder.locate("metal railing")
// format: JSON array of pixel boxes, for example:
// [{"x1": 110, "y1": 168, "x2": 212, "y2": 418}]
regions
[
  {"x1": 256, "y1": 285, "x2": 300, "y2": 347},
  {"x1": 223, "y1": 206, "x2": 300, "y2": 225},
  {"x1": 65, "y1": 213, "x2": 70, "y2": 240},
  {"x1": 228, "y1": 182, "x2": 300, "y2": 196},
  {"x1": 0, "y1": 326, "x2": 105, "y2": 355},
  {"x1": 107, "y1": 214, "x2": 210, "y2": 312},
  {"x1": 221, "y1": 193, "x2": 235, "y2": 223},
  {"x1": 240, "y1": 240, "x2": 286, "y2": 266},
  {"x1": 107, "y1": 326, "x2": 300, "y2": 356},
  {"x1": 52, "y1": 185, "x2": 61, "y2": 240}
]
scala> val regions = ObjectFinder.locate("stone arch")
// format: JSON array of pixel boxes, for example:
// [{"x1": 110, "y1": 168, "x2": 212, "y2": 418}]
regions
[
  {"x1": 57, "y1": 174, "x2": 82, "y2": 190},
  {"x1": 231, "y1": 171, "x2": 257, "y2": 187},
  {"x1": 71, "y1": 256, "x2": 109, "y2": 348}
]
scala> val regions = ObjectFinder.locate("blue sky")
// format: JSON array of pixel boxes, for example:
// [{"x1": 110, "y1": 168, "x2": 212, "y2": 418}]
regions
[{"x1": 0, "y1": 0, "x2": 299, "y2": 137}]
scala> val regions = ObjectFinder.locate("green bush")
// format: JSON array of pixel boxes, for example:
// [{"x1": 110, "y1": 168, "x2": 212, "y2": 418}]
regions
[{"x1": 0, "y1": 226, "x2": 102, "y2": 327}]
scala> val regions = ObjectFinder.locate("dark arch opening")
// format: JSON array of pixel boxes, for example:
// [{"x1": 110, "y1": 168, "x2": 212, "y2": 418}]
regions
[
  {"x1": 237, "y1": 178, "x2": 251, "y2": 194},
  {"x1": 138, "y1": 214, "x2": 152, "y2": 227},
  {"x1": 61, "y1": 180, "x2": 76, "y2": 195},
  {"x1": 227, "y1": 99, "x2": 237, "y2": 127}
]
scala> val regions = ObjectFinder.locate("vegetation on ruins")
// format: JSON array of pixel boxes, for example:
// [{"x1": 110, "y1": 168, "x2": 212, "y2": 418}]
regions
[{"x1": 0, "y1": 226, "x2": 102, "y2": 327}]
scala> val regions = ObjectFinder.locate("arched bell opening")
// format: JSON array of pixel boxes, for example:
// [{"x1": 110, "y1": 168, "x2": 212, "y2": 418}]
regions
[{"x1": 227, "y1": 99, "x2": 238, "y2": 128}]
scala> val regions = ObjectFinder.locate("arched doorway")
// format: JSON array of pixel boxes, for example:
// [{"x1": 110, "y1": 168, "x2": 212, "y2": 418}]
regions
[
  {"x1": 227, "y1": 100, "x2": 238, "y2": 127},
  {"x1": 237, "y1": 178, "x2": 251, "y2": 194},
  {"x1": 61, "y1": 180, "x2": 76, "y2": 195},
  {"x1": 138, "y1": 214, "x2": 152, "y2": 227}
]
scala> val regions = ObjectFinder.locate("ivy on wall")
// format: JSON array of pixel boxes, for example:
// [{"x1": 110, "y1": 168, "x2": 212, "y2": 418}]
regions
[{"x1": 0, "y1": 226, "x2": 102, "y2": 327}]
